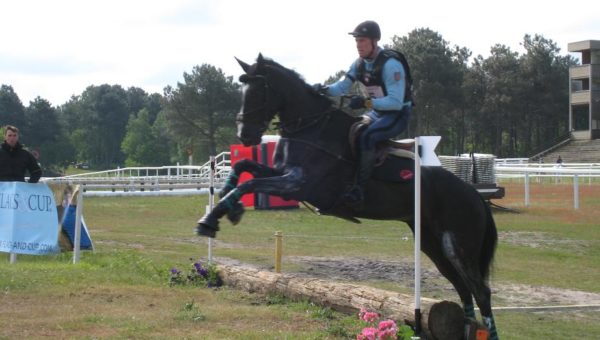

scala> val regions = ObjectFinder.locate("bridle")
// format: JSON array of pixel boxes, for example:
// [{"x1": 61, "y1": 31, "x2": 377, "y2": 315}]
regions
[{"x1": 236, "y1": 73, "x2": 276, "y2": 135}]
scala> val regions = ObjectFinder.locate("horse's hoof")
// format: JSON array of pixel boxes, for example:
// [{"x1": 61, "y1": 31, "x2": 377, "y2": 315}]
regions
[
  {"x1": 196, "y1": 215, "x2": 219, "y2": 238},
  {"x1": 196, "y1": 224, "x2": 216, "y2": 238},
  {"x1": 226, "y1": 201, "x2": 245, "y2": 225}
]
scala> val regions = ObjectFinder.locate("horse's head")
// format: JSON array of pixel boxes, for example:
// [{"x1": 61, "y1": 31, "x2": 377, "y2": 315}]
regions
[
  {"x1": 235, "y1": 53, "x2": 330, "y2": 146},
  {"x1": 235, "y1": 54, "x2": 283, "y2": 146}
]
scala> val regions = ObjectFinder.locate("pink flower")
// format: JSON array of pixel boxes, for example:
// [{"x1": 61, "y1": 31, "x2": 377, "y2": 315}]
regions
[
  {"x1": 359, "y1": 308, "x2": 380, "y2": 323},
  {"x1": 357, "y1": 327, "x2": 378, "y2": 340},
  {"x1": 376, "y1": 319, "x2": 398, "y2": 339}
]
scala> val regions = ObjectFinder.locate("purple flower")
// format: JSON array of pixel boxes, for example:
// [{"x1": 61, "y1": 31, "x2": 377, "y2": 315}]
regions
[{"x1": 170, "y1": 267, "x2": 179, "y2": 275}]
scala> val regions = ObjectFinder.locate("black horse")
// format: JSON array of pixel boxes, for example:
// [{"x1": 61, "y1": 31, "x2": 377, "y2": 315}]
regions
[{"x1": 197, "y1": 54, "x2": 499, "y2": 339}]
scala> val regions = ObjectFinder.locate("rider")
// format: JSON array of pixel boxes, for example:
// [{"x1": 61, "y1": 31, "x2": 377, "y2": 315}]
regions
[{"x1": 316, "y1": 20, "x2": 413, "y2": 209}]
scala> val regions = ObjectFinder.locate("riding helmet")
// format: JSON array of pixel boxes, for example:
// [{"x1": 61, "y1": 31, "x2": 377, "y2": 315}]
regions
[{"x1": 348, "y1": 20, "x2": 381, "y2": 40}]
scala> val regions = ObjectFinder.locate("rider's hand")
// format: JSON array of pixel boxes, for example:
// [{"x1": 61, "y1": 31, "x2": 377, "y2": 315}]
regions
[
  {"x1": 312, "y1": 83, "x2": 328, "y2": 95},
  {"x1": 349, "y1": 95, "x2": 372, "y2": 110}
]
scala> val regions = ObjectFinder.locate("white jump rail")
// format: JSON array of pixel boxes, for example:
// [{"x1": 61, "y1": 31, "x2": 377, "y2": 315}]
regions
[
  {"x1": 494, "y1": 165, "x2": 600, "y2": 209},
  {"x1": 43, "y1": 152, "x2": 232, "y2": 195}
]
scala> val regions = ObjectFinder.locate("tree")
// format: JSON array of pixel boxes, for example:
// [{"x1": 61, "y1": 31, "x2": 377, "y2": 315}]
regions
[
  {"x1": 126, "y1": 87, "x2": 163, "y2": 124},
  {"x1": 62, "y1": 84, "x2": 130, "y2": 168},
  {"x1": 24, "y1": 97, "x2": 60, "y2": 147},
  {"x1": 480, "y1": 44, "x2": 522, "y2": 156},
  {"x1": 24, "y1": 97, "x2": 75, "y2": 168},
  {"x1": 0, "y1": 84, "x2": 25, "y2": 131},
  {"x1": 121, "y1": 109, "x2": 170, "y2": 166},
  {"x1": 518, "y1": 34, "x2": 575, "y2": 155},
  {"x1": 163, "y1": 64, "x2": 240, "y2": 162}
]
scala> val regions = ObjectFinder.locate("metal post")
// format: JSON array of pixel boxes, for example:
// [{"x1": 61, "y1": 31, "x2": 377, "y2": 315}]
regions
[
  {"x1": 574, "y1": 174, "x2": 579, "y2": 210},
  {"x1": 524, "y1": 172, "x2": 530, "y2": 207},
  {"x1": 9, "y1": 252, "x2": 16, "y2": 264},
  {"x1": 413, "y1": 137, "x2": 422, "y2": 335},
  {"x1": 73, "y1": 188, "x2": 83, "y2": 264},
  {"x1": 207, "y1": 155, "x2": 216, "y2": 264},
  {"x1": 275, "y1": 231, "x2": 283, "y2": 273}
]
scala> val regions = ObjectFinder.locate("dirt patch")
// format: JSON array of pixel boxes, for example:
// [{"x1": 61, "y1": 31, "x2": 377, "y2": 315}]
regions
[
  {"x1": 499, "y1": 231, "x2": 591, "y2": 253},
  {"x1": 214, "y1": 256, "x2": 600, "y2": 309}
]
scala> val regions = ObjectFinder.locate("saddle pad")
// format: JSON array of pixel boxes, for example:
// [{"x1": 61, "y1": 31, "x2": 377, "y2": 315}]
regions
[{"x1": 372, "y1": 154, "x2": 414, "y2": 183}]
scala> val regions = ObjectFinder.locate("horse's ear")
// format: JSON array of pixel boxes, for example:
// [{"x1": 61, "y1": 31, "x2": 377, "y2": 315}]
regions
[
  {"x1": 257, "y1": 53, "x2": 265, "y2": 63},
  {"x1": 235, "y1": 57, "x2": 251, "y2": 73}
]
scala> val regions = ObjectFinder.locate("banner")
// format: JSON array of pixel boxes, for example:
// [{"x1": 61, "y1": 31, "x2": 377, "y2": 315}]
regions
[{"x1": 0, "y1": 182, "x2": 60, "y2": 255}]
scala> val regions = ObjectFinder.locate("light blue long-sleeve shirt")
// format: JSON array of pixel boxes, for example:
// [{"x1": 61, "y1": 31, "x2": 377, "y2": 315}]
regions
[{"x1": 327, "y1": 47, "x2": 407, "y2": 112}]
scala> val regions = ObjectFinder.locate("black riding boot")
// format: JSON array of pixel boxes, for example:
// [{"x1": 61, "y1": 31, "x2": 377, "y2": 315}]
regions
[{"x1": 343, "y1": 150, "x2": 376, "y2": 210}]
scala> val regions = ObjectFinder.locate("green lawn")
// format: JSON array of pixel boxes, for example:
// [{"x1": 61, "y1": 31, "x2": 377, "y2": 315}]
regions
[{"x1": 2, "y1": 181, "x2": 600, "y2": 339}]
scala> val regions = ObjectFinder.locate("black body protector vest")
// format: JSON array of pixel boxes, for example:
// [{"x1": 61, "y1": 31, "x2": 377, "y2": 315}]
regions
[{"x1": 355, "y1": 49, "x2": 414, "y2": 106}]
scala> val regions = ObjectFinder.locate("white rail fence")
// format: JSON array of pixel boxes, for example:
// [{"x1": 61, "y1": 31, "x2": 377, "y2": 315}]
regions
[
  {"x1": 495, "y1": 163, "x2": 600, "y2": 209},
  {"x1": 42, "y1": 152, "x2": 231, "y2": 196}
]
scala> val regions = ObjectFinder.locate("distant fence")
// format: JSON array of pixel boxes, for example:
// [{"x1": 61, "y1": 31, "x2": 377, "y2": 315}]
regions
[{"x1": 495, "y1": 163, "x2": 600, "y2": 209}]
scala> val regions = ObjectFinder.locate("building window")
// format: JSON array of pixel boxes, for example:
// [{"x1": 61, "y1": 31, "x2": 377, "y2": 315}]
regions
[
  {"x1": 582, "y1": 50, "x2": 591, "y2": 64},
  {"x1": 571, "y1": 78, "x2": 590, "y2": 92},
  {"x1": 572, "y1": 104, "x2": 589, "y2": 130}
]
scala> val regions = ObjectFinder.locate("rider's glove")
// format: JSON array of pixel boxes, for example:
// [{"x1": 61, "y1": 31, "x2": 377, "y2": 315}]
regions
[
  {"x1": 349, "y1": 95, "x2": 372, "y2": 110},
  {"x1": 312, "y1": 83, "x2": 328, "y2": 95}
]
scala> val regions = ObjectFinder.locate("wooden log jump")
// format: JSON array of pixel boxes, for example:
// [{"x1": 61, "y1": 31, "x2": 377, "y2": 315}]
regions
[{"x1": 217, "y1": 264, "x2": 483, "y2": 340}]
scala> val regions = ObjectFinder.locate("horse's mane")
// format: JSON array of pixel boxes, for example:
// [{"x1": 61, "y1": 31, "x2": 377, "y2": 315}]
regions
[{"x1": 258, "y1": 56, "x2": 333, "y2": 107}]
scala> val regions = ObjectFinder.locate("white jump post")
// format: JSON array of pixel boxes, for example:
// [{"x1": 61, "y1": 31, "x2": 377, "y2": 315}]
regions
[
  {"x1": 412, "y1": 136, "x2": 441, "y2": 337},
  {"x1": 73, "y1": 187, "x2": 83, "y2": 264},
  {"x1": 413, "y1": 137, "x2": 422, "y2": 334},
  {"x1": 207, "y1": 155, "x2": 216, "y2": 264}
]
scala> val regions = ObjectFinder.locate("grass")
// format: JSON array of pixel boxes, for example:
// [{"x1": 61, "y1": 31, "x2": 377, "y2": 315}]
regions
[{"x1": 1, "y1": 181, "x2": 600, "y2": 339}]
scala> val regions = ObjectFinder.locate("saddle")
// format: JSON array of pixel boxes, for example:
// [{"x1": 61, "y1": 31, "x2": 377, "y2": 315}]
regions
[
  {"x1": 347, "y1": 115, "x2": 416, "y2": 183},
  {"x1": 349, "y1": 115, "x2": 415, "y2": 165}
]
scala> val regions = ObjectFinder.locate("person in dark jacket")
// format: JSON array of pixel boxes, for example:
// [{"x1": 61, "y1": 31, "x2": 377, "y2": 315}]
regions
[{"x1": 0, "y1": 125, "x2": 42, "y2": 183}]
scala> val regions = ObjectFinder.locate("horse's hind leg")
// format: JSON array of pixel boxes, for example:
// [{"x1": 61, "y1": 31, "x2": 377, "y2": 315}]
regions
[
  {"x1": 441, "y1": 232, "x2": 499, "y2": 340},
  {"x1": 419, "y1": 228, "x2": 475, "y2": 319}
]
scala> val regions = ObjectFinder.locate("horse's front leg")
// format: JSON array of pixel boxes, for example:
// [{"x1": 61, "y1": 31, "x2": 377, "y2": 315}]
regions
[
  {"x1": 196, "y1": 166, "x2": 304, "y2": 238},
  {"x1": 219, "y1": 159, "x2": 281, "y2": 198}
]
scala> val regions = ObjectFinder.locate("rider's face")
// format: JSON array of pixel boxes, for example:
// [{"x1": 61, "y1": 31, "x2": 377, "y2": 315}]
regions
[{"x1": 355, "y1": 37, "x2": 375, "y2": 59}]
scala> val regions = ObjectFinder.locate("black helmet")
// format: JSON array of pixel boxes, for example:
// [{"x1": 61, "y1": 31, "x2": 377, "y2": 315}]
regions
[{"x1": 348, "y1": 20, "x2": 381, "y2": 40}]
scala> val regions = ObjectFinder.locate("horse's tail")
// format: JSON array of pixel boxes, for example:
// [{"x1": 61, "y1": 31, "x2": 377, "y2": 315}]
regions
[{"x1": 479, "y1": 199, "x2": 498, "y2": 280}]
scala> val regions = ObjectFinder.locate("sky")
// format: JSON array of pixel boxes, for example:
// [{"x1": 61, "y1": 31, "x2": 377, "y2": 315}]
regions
[{"x1": 1, "y1": 0, "x2": 599, "y2": 106}]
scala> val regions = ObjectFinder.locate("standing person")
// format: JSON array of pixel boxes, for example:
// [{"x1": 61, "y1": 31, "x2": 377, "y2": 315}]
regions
[
  {"x1": 556, "y1": 155, "x2": 563, "y2": 165},
  {"x1": 314, "y1": 20, "x2": 413, "y2": 208},
  {"x1": 0, "y1": 125, "x2": 42, "y2": 183}
]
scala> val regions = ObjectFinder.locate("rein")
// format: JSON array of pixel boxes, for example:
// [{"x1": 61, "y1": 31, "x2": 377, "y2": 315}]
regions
[
  {"x1": 273, "y1": 108, "x2": 335, "y2": 135},
  {"x1": 279, "y1": 137, "x2": 354, "y2": 165}
]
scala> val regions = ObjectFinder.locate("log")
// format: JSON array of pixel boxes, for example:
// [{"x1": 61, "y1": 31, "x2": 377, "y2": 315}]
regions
[{"x1": 217, "y1": 264, "x2": 468, "y2": 340}]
